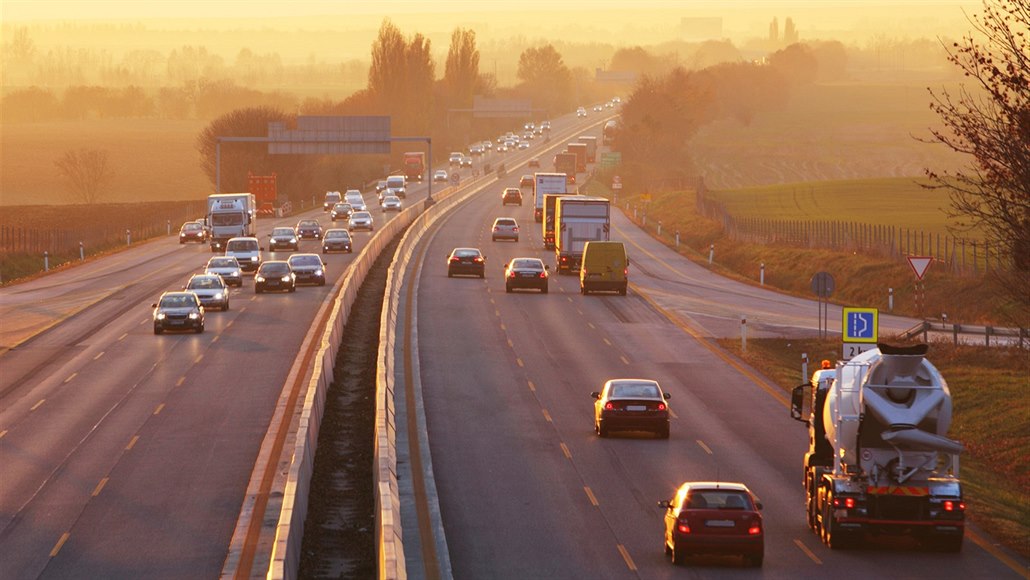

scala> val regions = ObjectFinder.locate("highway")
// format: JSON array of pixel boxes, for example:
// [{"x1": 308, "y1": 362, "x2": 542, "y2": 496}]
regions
[
  {"x1": 407, "y1": 137, "x2": 1026, "y2": 578},
  {"x1": 0, "y1": 112, "x2": 594, "y2": 579}
]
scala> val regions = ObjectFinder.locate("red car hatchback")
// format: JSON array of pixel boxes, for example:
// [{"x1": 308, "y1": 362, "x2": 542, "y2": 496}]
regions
[{"x1": 659, "y1": 482, "x2": 764, "y2": 567}]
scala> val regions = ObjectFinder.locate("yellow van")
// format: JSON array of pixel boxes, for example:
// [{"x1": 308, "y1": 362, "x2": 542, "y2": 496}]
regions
[{"x1": 580, "y1": 241, "x2": 628, "y2": 295}]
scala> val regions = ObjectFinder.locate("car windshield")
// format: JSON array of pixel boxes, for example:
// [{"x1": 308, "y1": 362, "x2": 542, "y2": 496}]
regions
[
  {"x1": 325, "y1": 231, "x2": 349, "y2": 240},
  {"x1": 511, "y1": 259, "x2": 541, "y2": 270},
  {"x1": 387, "y1": 177, "x2": 404, "y2": 187},
  {"x1": 325, "y1": 194, "x2": 340, "y2": 202},
  {"x1": 211, "y1": 213, "x2": 244, "y2": 226},
  {"x1": 188, "y1": 277, "x2": 221, "y2": 289},
  {"x1": 226, "y1": 240, "x2": 257, "y2": 251},
  {"x1": 183, "y1": 223, "x2": 202, "y2": 231},
  {"x1": 208, "y1": 258, "x2": 236, "y2": 268},
  {"x1": 299, "y1": 221, "x2": 318, "y2": 227},
  {"x1": 353, "y1": 212, "x2": 370, "y2": 219},
  {"x1": 272, "y1": 228, "x2": 294, "y2": 236},
  {"x1": 334, "y1": 204, "x2": 351, "y2": 210},
  {"x1": 495, "y1": 219, "x2": 516, "y2": 226},
  {"x1": 454, "y1": 250, "x2": 481, "y2": 258},
  {"x1": 687, "y1": 491, "x2": 753, "y2": 510},
  {"x1": 610, "y1": 382, "x2": 660, "y2": 399},
  {"x1": 261, "y1": 263, "x2": 289, "y2": 275},
  {"x1": 290, "y1": 256, "x2": 321, "y2": 266},
  {"x1": 160, "y1": 295, "x2": 194, "y2": 308}
]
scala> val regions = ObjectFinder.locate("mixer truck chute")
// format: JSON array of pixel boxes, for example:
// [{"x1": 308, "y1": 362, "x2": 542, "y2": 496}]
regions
[{"x1": 789, "y1": 343, "x2": 965, "y2": 552}]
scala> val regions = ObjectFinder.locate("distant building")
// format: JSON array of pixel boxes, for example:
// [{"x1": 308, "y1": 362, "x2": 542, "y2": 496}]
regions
[{"x1": 680, "y1": 17, "x2": 723, "y2": 40}]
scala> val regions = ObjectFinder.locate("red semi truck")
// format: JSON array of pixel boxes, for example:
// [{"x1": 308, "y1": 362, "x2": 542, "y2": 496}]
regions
[{"x1": 403, "y1": 152, "x2": 425, "y2": 183}]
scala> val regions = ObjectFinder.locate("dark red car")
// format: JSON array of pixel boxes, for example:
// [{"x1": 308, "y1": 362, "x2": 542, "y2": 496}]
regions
[{"x1": 659, "y1": 482, "x2": 764, "y2": 567}]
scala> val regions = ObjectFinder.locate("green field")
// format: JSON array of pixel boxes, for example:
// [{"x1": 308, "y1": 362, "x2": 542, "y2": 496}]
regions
[{"x1": 705, "y1": 177, "x2": 972, "y2": 238}]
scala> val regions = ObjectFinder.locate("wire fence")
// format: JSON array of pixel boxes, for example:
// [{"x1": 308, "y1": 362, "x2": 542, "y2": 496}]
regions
[{"x1": 693, "y1": 181, "x2": 1001, "y2": 277}]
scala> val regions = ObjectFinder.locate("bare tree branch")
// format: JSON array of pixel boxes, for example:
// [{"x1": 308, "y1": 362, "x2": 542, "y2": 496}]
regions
[{"x1": 54, "y1": 148, "x2": 115, "y2": 204}]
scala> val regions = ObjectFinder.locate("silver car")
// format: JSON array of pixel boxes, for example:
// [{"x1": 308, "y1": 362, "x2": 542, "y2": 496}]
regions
[
  {"x1": 491, "y1": 217, "x2": 520, "y2": 242},
  {"x1": 184, "y1": 273, "x2": 230, "y2": 311},
  {"x1": 205, "y1": 256, "x2": 243, "y2": 287},
  {"x1": 348, "y1": 211, "x2": 374, "y2": 231},
  {"x1": 381, "y1": 195, "x2": 402, "y2": 212}
]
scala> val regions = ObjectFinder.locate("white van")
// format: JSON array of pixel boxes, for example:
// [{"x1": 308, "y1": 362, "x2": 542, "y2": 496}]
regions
[{"x1": 225, "y1": 236, "x2": 263, "y2": 273}]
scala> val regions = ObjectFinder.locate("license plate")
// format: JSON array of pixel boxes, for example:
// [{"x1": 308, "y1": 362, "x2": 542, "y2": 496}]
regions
[
  {"x1": 706, "y1": 520, "x2": 735, "y2": 528},
  {"x1": 626, "y1": 405, "x2": 647, "y2": 411},
  {"x1": 520, "y1": 272, "x2": 536, "y2": 277},
  {"x1": 168, "y1": 320, "x2": 184, "y2": 326}
]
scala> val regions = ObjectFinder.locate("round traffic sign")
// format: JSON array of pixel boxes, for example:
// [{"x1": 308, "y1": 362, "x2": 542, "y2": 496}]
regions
[{"x1": 810, "y1": 271, "x2": 835, "y2": 297}]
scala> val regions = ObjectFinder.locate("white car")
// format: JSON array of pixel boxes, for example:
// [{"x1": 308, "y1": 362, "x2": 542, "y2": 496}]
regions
[
  {"x1": 381, "y1": 195, "x2": 402, "y2": 212},
  {"x1": 433, "y1": 169, "x2": 448, "y2": 183},
  {"x1": 577, "y1": 107, "x2": 587, "y2": 117},
  {"x1": 184, "y1": 273, "x2": 230, "y2": 311},
  {"x1": 205, "y1": 256, "x2": 243, "y2": 287},
  {"x1": 517, "y1": 141, "x2": 530, "y2": 150},
  {"x1": 449, "y1": 152, "x2": 463, "y2": 166},
  {"x1": 225, "y1": 236, "x2": 263, "y2": 273},
  {"x1": 348, "y1": 211, "x2": 374, "y2": 231}
]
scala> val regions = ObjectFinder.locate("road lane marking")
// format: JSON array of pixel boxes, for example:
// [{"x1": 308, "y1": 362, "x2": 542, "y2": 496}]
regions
[
  {"x1": 528, "y1": 380, "x2": 536, "y2": 392},
  {"x1": 195, "y1": 354, "x2": 204, "y2": 363},
  {"x1": 153, "y1": 403, "x2": 165, "y2": 415},
  {"x1": 794, "y1": 538, "x2": 822, "y2": 564},
  {"x1": 30, "y1": 399, "x2": 45, "y2": 411},
  {"x1": 495, "y1": 309, "x2": 501, "y2": 317},
  {"x1": 176, "y1": 377, "x2": 186, "y2": 387},
  {"x1": 542, "y1": 409, "x2": 552, "y2": 422},
  {"x1": 211, "y1": 335, "x2": 220, "y2": 343},
  {"x1": 560, "y1": 443, "x2": 572, "y2": 459},
  {"x1": 696, "y1": 440, "x2": 713, "y2": 455},
  {"x1": 118, "y1": 333, "x2": 128, "y2": 341},
  {"x1": 507, "y1": 339, "x2": 514, "y2": 348},
  {"x1": 602, "y1": 338, "x2": 612, "y2": 346},
  {"x1": 490, "y1": 298, "x2": 496, "y2": 305},
  {"x1": 620, "y1": 355, "x2": 630, "y2": 365},
  {"x1": 226, "y1": 320, "x2": 234, "y2": 328},
  {"x1": 64, "y1": 372, "x2": 77, "y2": 383},
  {"x1": 50, "y1": 533, "x2": 70, "y2": 557},
  {"x1": 126, "y1": 435, "x2": 139, "y2": 450},
  {"x1": 92, "y1": 478, "x2": 109, "y2": 497},
  {"x1": 500, "y1": 323, "x2": 506, "y2": 331},
  {"x1": 584, "y1": 486, "x2": 599, "y2": 506},
  {"x1": 587, "y1": 322, "x2": 596, "y2": 329},
  {"x1": 516, "y1": 358, "x2": 524, "y2": 367},
  {"x1": 577, "y1": 309, "x2": 583, "y2": 315},
  {"x1": 617, "y1": 544, "x2": 637, "y2": 571},
  {"x1": 567, "y1": 297, "x2": 573, "y2": 303},
  {"x1": 139, "y1": 319, "x2": 147, "y2": 326},
  {"x1": 0, "y1": 430, "x2": 7, "y2": 439},
  {"x1": 93, "y1": 351, "x2": 105, "y2": 360}
]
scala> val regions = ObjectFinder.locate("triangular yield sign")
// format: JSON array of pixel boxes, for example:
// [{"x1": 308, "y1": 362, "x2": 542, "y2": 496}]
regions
[{"x1": 907, "y1": 256, "x2": 933, "y2": 280}]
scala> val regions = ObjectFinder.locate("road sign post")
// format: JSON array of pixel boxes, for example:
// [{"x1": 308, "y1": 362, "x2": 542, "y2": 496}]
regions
[
  {"x1": 810, "y1": 272, "x2": 836, "y2": 339},
  {"x1": 907, "y1": 256, "x2": 932, "y2": 317}
]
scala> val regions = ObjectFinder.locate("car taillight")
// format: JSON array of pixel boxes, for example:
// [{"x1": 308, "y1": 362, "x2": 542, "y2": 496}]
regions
[
  {"x1": 560, "y1": 256, "x2": 567, "y2": 262},
  {"x1": 473, "y1": 257, "x2": 484, "y2": 262},
  {"x1": 539, "y1": 272, "x2": 546, "y2": 278},
  {"x1": 624, "y1": 268, "x2": 628, "y2": 276},
  {"x1": 509, "y1": 271, "x2": 517, "y2": 278},
  {"x1": 513, "y1": 227, "x2": 519, "y2": 232},
  {"x1": 604, "y1": 402, "x2": 614, "y2": 410},
  {"x1": 832, "y1": 497, "x2": 856, "y2": 509},
  {"x1": 677, "y1": 519, "x2": 691, "y2": 534},
  {"x1": 450, "y1": 257, "x2": 460, "y2": 262},
  {"x1": 748, "y1": 520, "x2": 762, "y2": 535},
  {"x1": 657, "y1": 403, "x2": 666, "y2": 411},
  {"x1": 943, "y1": 500, "x2": 965, "y2": 512},
  {"x1": 493, "y1": 226, "x2": 500, "y2": 231}
]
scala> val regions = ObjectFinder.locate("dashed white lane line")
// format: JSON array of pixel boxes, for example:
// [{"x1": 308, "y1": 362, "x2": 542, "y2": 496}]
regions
[
  {"x1": 91, "y1": 477, "x2": 109, "y2": 497},
  {"x1": 64, "y1": 373, "x2": 77, "y2": 383},
  {"x1": 794, "y1": 538, "x2": 823, "y2": 564},
  {"x1": 93, "y1": 351, "x2": 105, "y2": 360},
  {"x1": 30, "y1": 399, "x2": 45, "y2": 411},
  {"x1": 696, "y1": 440, "x2": 713, "y2": 455},
  {"x1": 126, "y1": 436, "x2": 139, "y2": 450},
  {"x1": 584, "y1": 486, "x2": 599, "y2": 506}
]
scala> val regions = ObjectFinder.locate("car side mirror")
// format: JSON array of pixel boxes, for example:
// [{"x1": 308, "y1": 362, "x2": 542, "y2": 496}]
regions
[
  {"x1": 663, "y1": 393, "x2": 671, "y2": 400},
  {"x1": 151, "y1": 303, "x2": 158, "y2": 308},
  {"x1": 544, "y1": 265, "x2": 550, "y2": 270},
  {"x1": 790, "y1": 384, "x2": 809, "y2": 424},
  {"x1": 267, "y1": 233, "x2": 272, "y2": 237},
  {"x1": 590, "y1": 391, "x2": 601, "y2": 399},
  {"x1": 182, "y1": 286, "x2": 187, "y2": 290},
  {"x1": 755, "y1": 501, "x2": 763, "y2": 511},
  {"x1": 259, "y1": 246, "x2": 265, "y2": 251},
  {"x1": 657, "y1": 500, "x2": 671, "y2": 509}
]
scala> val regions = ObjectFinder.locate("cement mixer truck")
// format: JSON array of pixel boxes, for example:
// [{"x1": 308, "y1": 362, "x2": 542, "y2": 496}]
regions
[{"x1": 789, "y1": 344, "x2": 965, "y2": 551}]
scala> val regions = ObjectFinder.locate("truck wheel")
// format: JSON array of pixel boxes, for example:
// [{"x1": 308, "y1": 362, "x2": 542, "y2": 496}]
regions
[
  {"x1": 822, "y1": 499, "x2": 854, "y2": 549},
  {"x1": 931, "y1": 534, "x2": 964, "y2": 553}
]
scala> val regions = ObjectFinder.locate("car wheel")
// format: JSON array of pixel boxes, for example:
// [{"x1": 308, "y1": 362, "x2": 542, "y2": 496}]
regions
[
  {"x1": 930, "y1": 534, "x2": 964, "y2": 553},
  {"x1": 479, "y1": 271, "x2": 485, "y2": 279},
  {"x1": 289, "y1": 285, "x2": 296, "y2": 293},
  {"x1": 619, "y1": 286, "x2": 627, "y2": 296},
  {"x1": 196, "y1": 324, "x2": 204, "y2": 334},
  {"x1": 541, "y1": 285, "x2": 548, "y2": 294},
  {"x1": 154, "y1": 326, "x2": 163, "y2": 335},
  {"x1": 671, "y1": 542, "x2": 687, "y2": 566},
  {"x1": 492, "y1": 236, "x2": 497, "y2": 241},
  {"x1": 256, "y1": 287, "x2": 262, "y2": 294},
  {"x1": 581, "y1": 285, "x2": 588, "y2": 295},
  {"x1": 319, "y1": 279, "x2": 326, "y2": 286},
  {"x1": 658, "y1": 425, "x2": 670, "y2": 439},
  {"x1": 447, "y1": 271, "x2": 453, "y2": 278},
  {"x1": 224, "y1": 301, "x2": 229, "y2": 311},
  {"x1": 514, "y1": 237, "x2": 519, "y2": 242},
  {"x1": 598, "y1": 422, "x2": 609, "y2": 438},
  {"x1": 744, "y1": 553, "x2": 763, "y2": 567},
  {"x1": 505, "y1": 284, "x2": 512, "y2": 293}
]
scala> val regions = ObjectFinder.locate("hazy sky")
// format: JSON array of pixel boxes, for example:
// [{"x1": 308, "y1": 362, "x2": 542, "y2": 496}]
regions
[{"x1": 3, "y1": 0, "x2": 979, "y2": 22}]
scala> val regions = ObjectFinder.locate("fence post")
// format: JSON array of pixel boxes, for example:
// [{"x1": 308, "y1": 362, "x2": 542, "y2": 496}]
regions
[
  {"x1": 708, "y1": 244, "x2": 714, "y2": 266},
  {"x1": 126, "y1": 229, "x2": 131, "y2": 246},
  {"x1": 657, "y1": 220, "x2": 662, "y2": 237},
  {"x1": 675, "y1": 230, "x2": 680, "y2": 248},
  {"x1": 889, "y1": 287, "x2": 894, "y2": 312},
  {"x1": 79, "y1": 241, "x2": 84, "y2": 261},
  {"x1": 760, "y1": 263, "x2": 765, "y2": 286},
  {"x1": 44, "y1": 251, "x2": 49, "y2": 272}
]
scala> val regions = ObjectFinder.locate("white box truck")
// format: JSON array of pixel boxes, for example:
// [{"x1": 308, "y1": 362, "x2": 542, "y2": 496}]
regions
[
  {"x1": 207, "y1": 193, "x2": 257, "y2": 252},
  {"x1": 554, "y1": 196, "x2": 610, "y2": 274},
  {"x1": 533, "y1": 172, "x2": 567, "y2": 223}
]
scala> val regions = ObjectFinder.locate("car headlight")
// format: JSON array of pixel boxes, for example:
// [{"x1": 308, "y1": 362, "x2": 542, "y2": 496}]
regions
[
  {"x1": 290, "y1": 238, "x2": 297, "y2": 243},
  {"x1": 256, "y1": 276, "x2": 266, "y2": 282},
  {"x1": 155, "y1": 313, "x2": 166, "y2": 320},
  {"x1": 179, "y1": 233, "x2": 186, "y2": 237},
  {"x1": 188, "y1": 312, "x2": 199, "y2": 319},
  {"x1": 213, "y1": 292, "x2": 223, "y2": 300},
  {"x1": 251, "y1": 256, "x2": 258, "y2": 262},
  {"x1": 231, "y1": 270, "x2": 240, "y2": 276},
  {"x1": 314, "y1": 269, "x2": 323, "y2": 276},
  {"x1": 281, "y1": 276, "x2": 292, "y2": 282}
]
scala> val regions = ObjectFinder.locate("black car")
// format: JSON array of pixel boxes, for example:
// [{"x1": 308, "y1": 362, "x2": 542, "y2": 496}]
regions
[
  {"x1": 268, "y1": 227, "x2": 299, "y2": 251},
  {"x1": 592, "y1": 379, "x2": 671, "y2": 438},
  {"x1": 296, "y1": 219, "x2": 323, "y2": 240},
  {"x1": 504, "y1": 257, "x2": 549, "y2": 293},
  {"x1": 255, "y1": 260, "x2": 296, "y2": 293},
  {"x1": 322, "y1": 228, "x2": 353, "y2": 254},
  {"x1": 330, "y1": 203, "x2": 353, "y2": 222},
  {"x1": 152, "y1": 291, "x2": 205, "y2": 334},
  {"x1": 447, "y1": 247, "x2": 485, "y2": 278},
  {"x1": 288, "y1": 253, "x2": 327, "y2": 286}
]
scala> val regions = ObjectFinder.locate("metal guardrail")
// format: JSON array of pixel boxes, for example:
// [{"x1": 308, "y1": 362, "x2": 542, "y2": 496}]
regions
[{"x1": 899, "y1": 320, "x2": 1028, "y2": 347}]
